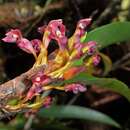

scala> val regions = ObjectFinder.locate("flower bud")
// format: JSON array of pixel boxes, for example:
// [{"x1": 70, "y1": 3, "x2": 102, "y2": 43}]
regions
[
  {"x1": 82, "y1": 41, "x2": 97, "y2": 55},
  {"x1": 75, "y1": 18, "x2": 92, "y2": 37},
  {"x1": 17, "y1": 38, "x2": 35, "y2": 54},
  {"x1": 43, "y1": 96, "x2": 52, "y2": 108},
  {"x1": 31, "y1": 39, "x2": 41, "y2": 53},
  {"x1": 31, "y1": 72, "x2": 51, "y2": 86},
  {"x1": 43, "y1": 19, "x2": 67, "y2": 49},
  {"x1": 65, "y1": 83, "x2": 87, "y2": 94},
  {"x1": 92, "y1": 54, "x2": 101, "y2": 66}
]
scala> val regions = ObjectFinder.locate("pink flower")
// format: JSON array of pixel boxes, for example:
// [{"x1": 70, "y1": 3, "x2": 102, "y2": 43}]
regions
[
  {"x1": 76, "y1": 18, "x2": 92, "y2": 36},
  {"x1": 31, "y1": 39, "x2": 41, "y2": 53},
  {"x1": 73, "y1": 43, "x2": 84, "y2": 59},
  {"x1": 65, "y1": 83, "x2": 87, "y2": 94},
  {"x1": 83, "y1": 41, "x2": 97, "y2": 55},
  {"x1": 26, "y1": 84, "x2": 43, "y2": 100},
  {"x1": 56, "y1": 36, "x2": 67, "y2": 50},
  {"x1": 2, "y1": 29, "x2": 22, "y2": 43},
  {"x1": 43, "y1": 96, "x2": 52, "y2": 108},
  {"x1": 92, "y1": 54, "x2": 101, "y2": 66},
  {"x1": 34, "y1": 84, "x2": 43, "y2": 93},
  {"x1": 70, "y1": 18, "x2": 92, "y2": 51},
  {"x1": 3, "y1": 29, "x2": 41, "y2": 55},
  {"x1": 48, "y1": 19, "x2": 65, "y2": 38},
  {"x1": 26, "y1": 85, "x2": 36, "y2": 100},
  {"x1": 43, "y1": 19, "x2": 67, "y2": 49},
  {"x1": 77, "y1": 18, "x2": 91, "y2": 28},
  {"x1": 31, "y1": 72, "x2": 51, "y2": 86},
  {"x1": 17, "y1": 38, "x2": 35, "y2": 54}
]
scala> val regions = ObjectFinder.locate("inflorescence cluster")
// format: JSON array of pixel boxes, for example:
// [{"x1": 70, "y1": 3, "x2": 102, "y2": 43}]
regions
[{"x1": 2, "y1": 18, "x2": 100, "y2": 112}]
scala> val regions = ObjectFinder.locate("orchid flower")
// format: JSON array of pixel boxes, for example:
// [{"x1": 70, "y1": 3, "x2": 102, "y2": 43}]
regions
[
  {"x1": 2, "y1": 18, "x2": 101, "y2": 110},
  {"x1": 35, "y1": 19, "x2": 68, "y2": 66},
  {"x1": 2, "y1": 29, "x2": 42, "y2": 60},
  {"x1": 2, "y1": 29, "x2": 22, "y2": 43},
  {"x1": 65, "y1": 83, "x2": 87, "y2": 94}
]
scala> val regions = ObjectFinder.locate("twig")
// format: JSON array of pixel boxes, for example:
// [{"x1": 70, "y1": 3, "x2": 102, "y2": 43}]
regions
[
  {"x1": 24, "y1": 1, "x2": 64, "y2": 36},
  {"x1": 91, "y1": 94, "x2": 120, "y2": 107},
  {"x1": 24, "y1": 114, "x2": 35, "y2": 130},
  {"x1": 0, "y1": 65, "x2": 45, "y2": 119},
  {"x1": 112, "y1": 52, "x2": 130, "y2": 70},
  {"x1": 67, "y1": 94, "x2": 80, "y2": 105},
  {"x1": 121, "y1": 66, "x2": 130, "y2": 71},
  {"x1": 71, "y1": 0, "x2": 83, "y2": 19},
  {"x1": 92, "y1": 0, "x2": 120, "y2": 27}
]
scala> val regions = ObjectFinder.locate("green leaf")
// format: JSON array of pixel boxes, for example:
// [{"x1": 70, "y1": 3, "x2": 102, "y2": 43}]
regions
[
  {"x1": 84, "y1": 22, "x2": 130, "y2": 49},
  {"x1": 63, "y1": 73, "x2": 130, "y2": 102},
  {"x1": 39, "y1": 105, "x2": 120, "y2": 128},
  {"x1": 42, "y1": 123, "x2": 77, "y2": 130}
]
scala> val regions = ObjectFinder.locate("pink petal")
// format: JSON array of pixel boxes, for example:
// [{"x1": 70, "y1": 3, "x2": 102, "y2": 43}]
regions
[
  {"x1": 75, "y1": 18, "x2": 92, "y2": 37},
  {"x1": 2, "y1": 29, "x2": 22, "y2": 43},
  {"x1": 17, "y1": 38, "x2": 35, "y2": 54},
  {"x1": 31, "y1": 39, "x2": 41, "y2": 53},
  {"x1": 43, "y1": 96, "x2": 52, "y2": 108},
  {"x1": 26, "y1": 86, "x2": 36, "y2": 100},
  {"x1": 2, "y1": 36, "x2": 15, "y2": 43},
  {"x1": 43, "y1": 19, "x2": 67, "y2": 49},
  {"x1": 78, "y1": 85, "x2": 87, "y2": 92},
  {"x1": 77, "y1": 18, "x2": 92, "y2": 30},
  {"x1": 73, "y1": 43, "x2": 84, "y2": 59},
  {"x1": 65, "y1": 83, "x2": 87, "y2": 94},
  {"x1": 73, "y1": 86, "x2": 79, "y2": 94},
  {"x1": 92, "y1": 54, "x2": 101, "y2": 66},
  {"x1": 84, "y1": 41, "x2": 97, "y2": 55},
  {"x1": 64, "y1": 84, "x2": 74, "y2": 92},
  {"x1": 31, "y1": 72, "x2": 51, "y2": 86}
]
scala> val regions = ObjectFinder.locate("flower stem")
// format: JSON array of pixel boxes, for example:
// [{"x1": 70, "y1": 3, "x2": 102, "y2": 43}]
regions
[{"x1": 43, "y1": 86, "x2": 64, "y2": 91}]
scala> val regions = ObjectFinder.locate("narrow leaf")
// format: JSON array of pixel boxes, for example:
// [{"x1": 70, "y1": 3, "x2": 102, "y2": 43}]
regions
[
  {"x1": 63, "y1": 73, "x2": 130, "y2": 102},
  {"x1": 42, "y1": 123, "x2": 77, "y2": 130},
  {"x1": 84, "y1": 22, "x2": 130, "y2": 49},
  {"x1": 39, "y1": 105, "x2": 120, "y2": 128}
]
